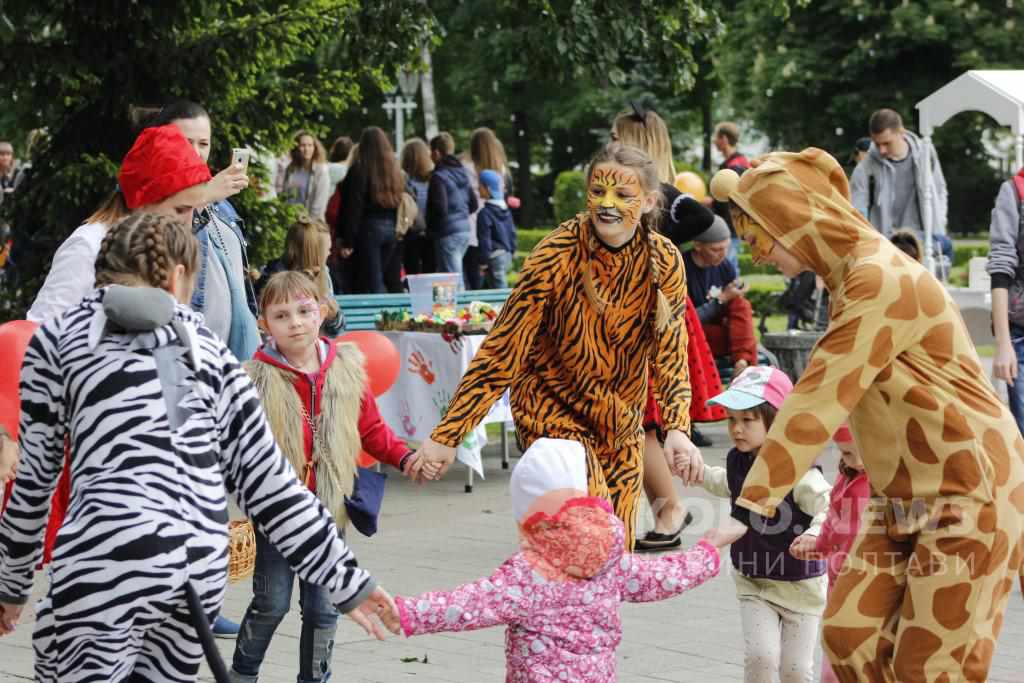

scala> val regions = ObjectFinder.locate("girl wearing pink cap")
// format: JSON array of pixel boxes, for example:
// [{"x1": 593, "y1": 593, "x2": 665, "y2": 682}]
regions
[{"x1": 681, "y1": 366, "x2": 833, "y2": 683}]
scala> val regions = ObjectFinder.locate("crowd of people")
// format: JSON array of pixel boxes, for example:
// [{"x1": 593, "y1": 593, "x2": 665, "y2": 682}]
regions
[{"x1": 0, "y1": 93, "x2": 1022, "y2": 683}]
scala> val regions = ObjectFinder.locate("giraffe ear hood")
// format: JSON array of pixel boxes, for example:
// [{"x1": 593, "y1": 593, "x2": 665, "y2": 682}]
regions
[{"x1": 712, "y1": 148, "x2": 880, "y2": 283}]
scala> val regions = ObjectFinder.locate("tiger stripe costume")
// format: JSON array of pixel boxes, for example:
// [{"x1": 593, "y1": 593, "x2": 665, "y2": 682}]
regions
[
  {"x1": 0, "y1": 289, "x2": 376, "y2": 682},
  {"x1": 432, "y1": 214, "x2": 692, "y2": 549}
]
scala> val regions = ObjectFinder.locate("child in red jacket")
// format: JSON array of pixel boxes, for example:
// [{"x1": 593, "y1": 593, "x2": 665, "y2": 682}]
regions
[
  {"x1": 789, "y1": 424, "x2": 870, "y2": 683},
  {"x1": 230, "y1": 270, "x2": 417, "y2": 683}
]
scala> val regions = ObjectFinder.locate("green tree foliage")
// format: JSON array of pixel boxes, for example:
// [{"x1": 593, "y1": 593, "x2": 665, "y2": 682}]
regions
[
  {"x1": 0, "y1": 0, "x2": 434, "y2": 320},
  {"x1": 427, "y1": 0, "x2": 726, "y2": 226},
  {"x1": 718, "y1": 0, "x2": 1019, "y2": 232},
  {"x1": 552, "y1": 170, "x2": 586, "y2": 225}
]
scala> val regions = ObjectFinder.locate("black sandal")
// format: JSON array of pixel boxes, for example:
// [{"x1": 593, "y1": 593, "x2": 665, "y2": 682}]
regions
[{"x1": 634, "y1": 511, "x2": 694, "y2": 552}]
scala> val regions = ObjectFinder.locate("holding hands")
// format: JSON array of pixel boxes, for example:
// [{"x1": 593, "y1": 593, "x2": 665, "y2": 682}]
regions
[
  {"x1": 408, "y1": 437, "x2": 457, "y2": 483},
  {"x1": 788, "y1": 532, "x2": 823, "y2": 561},
  {"x1": 347, "y1": 586, "x2": 401, "y2": 640},
  {"x1": 702, "y1": 516, "x2": 748, "y2": 549},
  {"x1": 664, "y1": 429, "x2": 704, "y2": 485}
]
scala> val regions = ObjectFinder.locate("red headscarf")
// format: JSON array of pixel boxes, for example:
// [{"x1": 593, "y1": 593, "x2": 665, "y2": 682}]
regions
[{"x1": 118, "y1": 125, "x2": 212, "y2": 210}]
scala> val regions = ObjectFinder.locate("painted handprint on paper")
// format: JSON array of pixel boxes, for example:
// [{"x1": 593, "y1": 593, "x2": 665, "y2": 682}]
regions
[
  {"x1": 400, "y1": 399, "x2": 417, "y2": 436},
  {"x1": 408, "y1": 351, "x2": 436, "y2": 384}
]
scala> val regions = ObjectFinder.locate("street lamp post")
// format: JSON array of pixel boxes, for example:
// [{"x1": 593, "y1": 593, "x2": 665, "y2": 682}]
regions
[{"x1": 383, "y1": 69, "x2": 420, "y2": 156}]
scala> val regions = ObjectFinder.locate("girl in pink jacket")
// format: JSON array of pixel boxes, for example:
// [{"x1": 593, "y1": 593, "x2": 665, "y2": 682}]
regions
[
  {"x1": 395, "y1": 438, "x2": 737, "y2": 682},
  {"x1": 790, "y1": 425, "x2": 870, "y2": 683}
]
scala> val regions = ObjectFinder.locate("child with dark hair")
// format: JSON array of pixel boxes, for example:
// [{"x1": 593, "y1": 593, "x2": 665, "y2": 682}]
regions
[{"x1": 677, "y1": 366, "x2": 832, "y2": 683}]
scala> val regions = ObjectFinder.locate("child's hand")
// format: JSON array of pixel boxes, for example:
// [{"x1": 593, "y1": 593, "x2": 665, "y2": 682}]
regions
[
  {"x1": 788, "y1": 533, "x2": 822, "y2": 560},
  {"x1": 702, "y1": 517, "x2": 747, "y2": 549},
  {"x1": 409, "y1": 438, "x2": 456, "y2": 483},
  {"x1": 0, "y1": 431, "x2": 18, "y2": 485},
  {"x1": 664, "y1": 430, "x2": 703, "y2": 485},
  {"x1": 347, "y1": 586, "x2": 401, "y2": 639},
  {"x1": 0, "y1": 602, "x2": 23, "y2": 636}
]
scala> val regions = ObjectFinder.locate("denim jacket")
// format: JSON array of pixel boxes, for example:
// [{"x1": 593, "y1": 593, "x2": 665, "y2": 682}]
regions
[{"x1": 191, "y1": 200, "x2": 259, "y2": 317}]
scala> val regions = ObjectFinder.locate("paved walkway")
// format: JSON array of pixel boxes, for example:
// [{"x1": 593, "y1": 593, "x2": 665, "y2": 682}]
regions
[{"x1": 1, "y1": 418, "x2": 1021, "y2": 681}]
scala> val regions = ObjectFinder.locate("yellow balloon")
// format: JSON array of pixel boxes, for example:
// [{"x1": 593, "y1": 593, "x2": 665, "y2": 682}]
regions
[{"x1": 674, "y1": 171, "x2": 707, "y2": 202}]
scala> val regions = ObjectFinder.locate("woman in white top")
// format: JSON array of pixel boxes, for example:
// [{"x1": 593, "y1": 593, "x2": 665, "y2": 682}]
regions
[
  {"x1": 276, "y1": 130, "x2": 331, "y2": 221},
  {"x1": 27, "y1": 122, "x2": 246, "y2": 324}
]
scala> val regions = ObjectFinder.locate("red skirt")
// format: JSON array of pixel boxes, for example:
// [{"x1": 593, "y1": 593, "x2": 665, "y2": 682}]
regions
[{"x1": 644, "y1": 298, "x2": 726, "y2": 430}]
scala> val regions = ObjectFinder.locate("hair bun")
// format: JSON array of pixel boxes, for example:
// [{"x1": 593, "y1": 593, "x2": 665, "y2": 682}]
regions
[{"x1": 710, "y1": 168, "x2": 740, "y2": 202}]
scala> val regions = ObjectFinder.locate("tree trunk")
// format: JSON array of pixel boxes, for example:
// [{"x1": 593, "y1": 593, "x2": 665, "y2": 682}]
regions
[
  {"x1": 702, "y1": 90, "x2": 712, "y2": 173},
  {"x1": 420, "y1": 45, "x2": 439, "y2": 140},
  {"x1": 513, "y1": 107, "x2": 533, "y2": 226}
]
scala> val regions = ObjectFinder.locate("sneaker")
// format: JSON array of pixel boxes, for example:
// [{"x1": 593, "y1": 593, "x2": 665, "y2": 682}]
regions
[
  {"x1": 691, "y1": 428, "x2": 712, "y2": 448},
  {"x1": 212, "y1": 614, "x2": 240, "y2": 639},
  {"x1": 635, "y1": 511, "x2": 694, "y2": 553}
]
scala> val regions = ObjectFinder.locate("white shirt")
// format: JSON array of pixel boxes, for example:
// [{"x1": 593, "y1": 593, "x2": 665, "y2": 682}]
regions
[{"x1": 27, "y1": 222, "x2": 108, "y2": 323}]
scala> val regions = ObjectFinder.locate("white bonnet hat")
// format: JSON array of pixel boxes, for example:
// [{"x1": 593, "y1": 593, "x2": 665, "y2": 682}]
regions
[{"x1": 510, "y1": 438, "x2": 588, "y2": 522}]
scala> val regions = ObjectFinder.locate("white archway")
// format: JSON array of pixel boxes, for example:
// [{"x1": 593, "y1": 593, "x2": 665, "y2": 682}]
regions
[{"x1": 915, "y1": 70, "x2": 1024, "y2": 273}]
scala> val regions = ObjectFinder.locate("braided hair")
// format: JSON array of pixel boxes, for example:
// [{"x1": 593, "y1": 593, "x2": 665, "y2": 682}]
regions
[
  {"x1": 95, "y1": 213, "x2": 199, "y2": 289},
  {"x1": 582, "y1": 143, "x2": 672, "y2": 333}
]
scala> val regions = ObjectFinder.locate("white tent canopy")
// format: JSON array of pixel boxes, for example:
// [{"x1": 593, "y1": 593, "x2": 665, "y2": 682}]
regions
[
  {"x1": 917, "y1": 70, "x2": 1024, "y2": 169},
  {"x1": 913, "y1": 70, "x2": 1024, "y2": 274}
]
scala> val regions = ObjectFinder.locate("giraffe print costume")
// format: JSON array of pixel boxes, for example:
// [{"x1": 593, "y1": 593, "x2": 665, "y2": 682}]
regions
[
  {"x1": 712, "y1": 148, "x2": 1024, "y2": 682},
  {"x1": 431, "y1": 214, "x2": 691, "y2": 550}
]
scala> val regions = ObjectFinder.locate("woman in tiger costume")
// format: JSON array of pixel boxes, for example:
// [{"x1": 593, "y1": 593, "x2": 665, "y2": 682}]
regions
[{"x1": 412, "y1": 143, "x2": 703, "y2": 549}]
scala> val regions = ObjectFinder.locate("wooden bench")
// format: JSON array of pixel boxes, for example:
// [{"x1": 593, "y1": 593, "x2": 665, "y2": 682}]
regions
[
  {"x1": 336, "y1": 288, "x2": 513, "y2": 331},
  {"x1": 335, "y1": 288, "x2": 515, "y2": 491}
]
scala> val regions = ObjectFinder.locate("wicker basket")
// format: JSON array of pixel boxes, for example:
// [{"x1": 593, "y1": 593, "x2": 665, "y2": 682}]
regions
[{"x1": 227, "y1": 519, "x2": 256, "y2": 582}]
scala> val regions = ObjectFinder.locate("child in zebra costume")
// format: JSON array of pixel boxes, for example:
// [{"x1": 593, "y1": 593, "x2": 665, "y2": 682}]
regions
[
  {"x1": 229, "y1": 270, "x2": 418, "y2": 683},
  {"x1": 0, "y1": 214, "x2": 399, "y2": 682}
]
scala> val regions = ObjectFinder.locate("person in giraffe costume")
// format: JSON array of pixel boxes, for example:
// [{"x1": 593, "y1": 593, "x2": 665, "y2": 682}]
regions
[{"x1": 708, "y1": 148, "x2": 1024, "y2": 682}]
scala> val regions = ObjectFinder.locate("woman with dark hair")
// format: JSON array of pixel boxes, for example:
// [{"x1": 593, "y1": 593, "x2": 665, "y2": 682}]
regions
[
  {"x1": 336, "y1": 127, "x2": 404, "y2": 293},
  {"x1": 277, "y1": 130, "x2": 331, "y2": 221}
]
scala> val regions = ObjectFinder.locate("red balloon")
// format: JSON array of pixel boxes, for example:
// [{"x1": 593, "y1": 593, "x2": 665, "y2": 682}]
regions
[
  {"x1": 0, "y1": 320, "x2": 39, "y2": 411},
  {"x1": 336, "y1": 331, "x2": 400, "y2": 397}
]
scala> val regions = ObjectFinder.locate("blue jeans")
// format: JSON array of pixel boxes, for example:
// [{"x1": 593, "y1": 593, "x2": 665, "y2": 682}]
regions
[
  {"x1": 231, "y1": 531, "x2": 340, "y2": 682},
  {"x1": 435, "y1": 232, "x2": 470, "y2": 276},
  {"x1": 1007, "y1": 326, "x2": 1024, "y2": 437},
  {"x1": 485, "y1": 249, "x2": 512, "y2": 289}
]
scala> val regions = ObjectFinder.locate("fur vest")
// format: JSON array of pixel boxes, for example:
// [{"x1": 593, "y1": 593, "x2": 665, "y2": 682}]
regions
[{"x1": 243, "y1": 342, "x2": 366, "y2": 527}]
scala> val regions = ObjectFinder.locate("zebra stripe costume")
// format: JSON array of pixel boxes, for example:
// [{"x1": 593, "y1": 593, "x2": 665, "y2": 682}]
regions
[{"x1": 0, "y1": 289, "x2": 375, "y2": 682}]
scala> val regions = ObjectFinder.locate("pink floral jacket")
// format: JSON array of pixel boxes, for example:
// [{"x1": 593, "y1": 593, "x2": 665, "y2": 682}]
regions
[{"x1": 396, "y1": 498, "x2": 720, "y2": 682}]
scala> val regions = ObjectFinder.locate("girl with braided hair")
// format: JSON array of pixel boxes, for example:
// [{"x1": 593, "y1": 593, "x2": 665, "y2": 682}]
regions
[
  {"x1": 0, "y1": 213, "x2": 399, "y2": 682},
  {"x1": 412, "y1": 143, "x2": 704, "y2": 550}
]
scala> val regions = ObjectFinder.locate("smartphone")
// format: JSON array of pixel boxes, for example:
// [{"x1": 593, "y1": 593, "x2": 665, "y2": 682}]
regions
[{"x1": 231, "y1": 147, "x2": 251, "y2": 172}]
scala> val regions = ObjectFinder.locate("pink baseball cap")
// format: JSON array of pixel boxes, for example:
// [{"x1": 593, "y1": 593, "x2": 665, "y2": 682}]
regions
[{"x1": 708, "y1": 366, "x2": 793, "y2": 411}]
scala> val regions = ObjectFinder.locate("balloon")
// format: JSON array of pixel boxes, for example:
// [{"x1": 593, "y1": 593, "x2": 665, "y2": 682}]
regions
[
  {"x1": 0, "y1": 320, "x2": 38, "y2": 409},
  {"x1": 336, "y1": 331, "x2": 400, "y2": 397},
  {"x1": 357, "y1": 450, "x2": 378, "y2": 468},
  {"x1": 674, "y1": 171, "x2": 707, "y2": 202}
]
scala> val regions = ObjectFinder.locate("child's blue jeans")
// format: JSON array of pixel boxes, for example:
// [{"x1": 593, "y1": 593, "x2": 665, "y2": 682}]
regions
[{"x1": 231, "y1": 530, "x2": 341, "y2": 682}]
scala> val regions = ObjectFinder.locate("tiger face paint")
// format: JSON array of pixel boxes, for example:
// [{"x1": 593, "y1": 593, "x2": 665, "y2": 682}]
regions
[{"x1": 587, "y1": 163, "x2": 647, "y2": 239}]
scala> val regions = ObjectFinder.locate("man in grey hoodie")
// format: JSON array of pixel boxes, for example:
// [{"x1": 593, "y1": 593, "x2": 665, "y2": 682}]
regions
[
  {"x1": 987, "y1": 170, "x2": 1024, "y2": 435},
  {"x1": 850, "y1": 109, "x2": 950, "y2": 259}
]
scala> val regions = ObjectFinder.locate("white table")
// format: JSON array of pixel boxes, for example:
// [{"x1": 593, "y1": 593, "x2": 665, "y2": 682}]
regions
[{"x1": 375, "y1": 331, "x2": 514, "y2": 491}]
